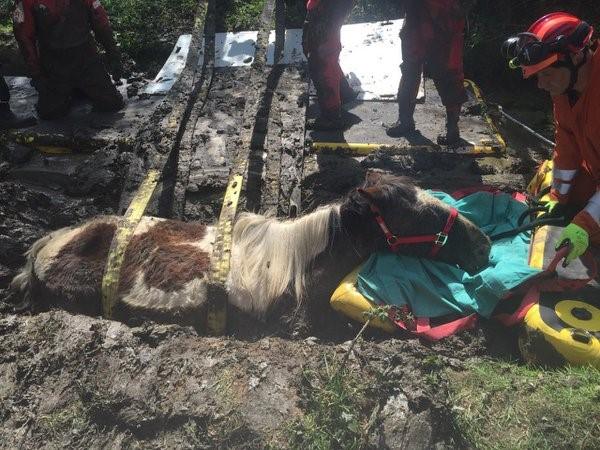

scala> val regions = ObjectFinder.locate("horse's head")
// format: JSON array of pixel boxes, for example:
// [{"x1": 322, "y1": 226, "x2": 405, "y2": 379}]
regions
[{"x1": 339, "y1": 170, "x2": 491, "y2": 274}]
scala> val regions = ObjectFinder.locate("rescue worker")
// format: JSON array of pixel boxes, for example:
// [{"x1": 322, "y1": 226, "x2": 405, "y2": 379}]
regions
[
  {"x1": 303, "y1": 0, "x2": 357, "y2": 130},
  {"x1": 502, "y1": 13, "x2": 598, "y2": 265},
  {"x1": 1, "y1": 65, "x2": 37, "y2": 130},
  {"x1": 12, "y1": 0, "x2": 124, "y2": 120},
  {"x1": 386, "y1": 0, "x2": 467, "y2": 146}
]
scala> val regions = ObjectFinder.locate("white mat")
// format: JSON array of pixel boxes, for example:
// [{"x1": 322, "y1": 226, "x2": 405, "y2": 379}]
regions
[{"x1": 145, "y1": 19, "x2": 422, "y2": 101}]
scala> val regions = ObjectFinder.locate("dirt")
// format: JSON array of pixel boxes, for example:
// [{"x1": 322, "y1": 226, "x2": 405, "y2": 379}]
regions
[{"x1": 0, "y1": 308, "x2": 517, "y2": 449}]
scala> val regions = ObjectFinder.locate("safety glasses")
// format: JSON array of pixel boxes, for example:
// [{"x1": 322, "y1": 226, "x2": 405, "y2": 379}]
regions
[{"x1": 504, "y1": 32, "x2": 560, "y2": 68}]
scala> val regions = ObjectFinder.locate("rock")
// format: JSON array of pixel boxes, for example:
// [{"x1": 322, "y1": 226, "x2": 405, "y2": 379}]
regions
[
  {"x1": 0, "y1": 161, "x2": 9, "y2": 179},
  {"x1": 1, "y1": 143, "x2": 34, "y2": 165},
  {"x1": 377, "y1": 393, "x2": 410, "y2": 448}
]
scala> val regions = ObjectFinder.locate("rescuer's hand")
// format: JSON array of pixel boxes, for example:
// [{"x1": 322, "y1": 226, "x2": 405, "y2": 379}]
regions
[{"x1": 556, "y1": 222, "x2": 589, "y2": 265}]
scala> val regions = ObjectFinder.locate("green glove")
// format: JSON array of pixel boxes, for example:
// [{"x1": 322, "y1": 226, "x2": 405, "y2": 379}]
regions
[{"x1": 556, "y1": 223, "x2": 589, "y2": 264}]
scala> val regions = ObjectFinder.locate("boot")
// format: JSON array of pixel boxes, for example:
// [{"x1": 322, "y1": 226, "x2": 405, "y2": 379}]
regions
[
  {"x1": 306, "y1": 113, "x2": 349, "y2": 131},
  {"x1": 340, "y1": 76, "x2": 359, "y2": 104},
  {"x1": 385, "y1": 101, "x2": 416, "y2": 137},
  {"x1": 437, "y1": 107, "x2": 461, "y2": 146},
  {"x1": 385, "y1": 62, "x2": 421, "y2": 138},
  {"x1": 0, "y1": 103, "x2": 37, "y2": 130}
]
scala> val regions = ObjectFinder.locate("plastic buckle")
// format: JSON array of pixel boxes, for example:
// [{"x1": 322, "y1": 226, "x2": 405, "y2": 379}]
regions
[
  {"x1": 387, "y1": 235, "x2": 399, "y2": 247},
  {"x1": 434, "y1": 232, "x2": 448, "y2": 247}
]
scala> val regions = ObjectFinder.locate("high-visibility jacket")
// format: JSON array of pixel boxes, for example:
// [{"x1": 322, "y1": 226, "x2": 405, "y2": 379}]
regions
[
  {"x1": 13, "y1": 0, "x2": 115, "y2": 77},
  {"x1": 550, "y1": 46, "x2": 600, "y2": 239}
]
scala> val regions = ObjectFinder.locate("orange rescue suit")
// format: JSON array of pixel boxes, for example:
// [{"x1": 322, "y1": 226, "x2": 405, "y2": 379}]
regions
[{"x1": 551, "y1": 46, "x2": 600, "y2": 243}]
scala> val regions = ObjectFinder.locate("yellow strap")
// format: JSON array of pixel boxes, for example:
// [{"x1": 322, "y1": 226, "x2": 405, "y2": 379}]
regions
[
  {"x1": 206, "y1": 174, "x2": 243, "y2": 334},
  {"x1": 464, "y1": 79, "x2": 507, "y2": 150},
  {"x1": 101, "y1": 169, "x2": 160, "y2": 318}
]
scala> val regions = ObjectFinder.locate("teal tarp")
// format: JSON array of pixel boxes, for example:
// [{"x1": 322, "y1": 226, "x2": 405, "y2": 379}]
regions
[{"x1": 357, "y1": 191, "x2": 541, "y2": 319}]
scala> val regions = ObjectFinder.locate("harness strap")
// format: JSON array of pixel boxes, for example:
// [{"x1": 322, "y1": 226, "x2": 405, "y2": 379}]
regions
[
  {"x1": 358, "y1": 188, "x2": 457, "y2": 257},
  {"x1": 387, "y1": 306, "x2": 478, "y2": 341}
]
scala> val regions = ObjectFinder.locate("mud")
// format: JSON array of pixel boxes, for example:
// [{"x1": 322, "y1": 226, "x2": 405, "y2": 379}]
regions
[{"x1": 0, "y1": 309, "x2": 515, "y2": 449}]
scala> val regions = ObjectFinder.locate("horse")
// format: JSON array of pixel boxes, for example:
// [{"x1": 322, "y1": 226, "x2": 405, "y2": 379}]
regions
[{"x1": 10, "y1": 171, "x2": 492, "y2": 335}]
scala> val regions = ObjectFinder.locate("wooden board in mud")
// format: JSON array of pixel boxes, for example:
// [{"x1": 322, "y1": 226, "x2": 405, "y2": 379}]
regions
[{"x1": 2, "y1": 77, "x2": 164, "y2": 153}]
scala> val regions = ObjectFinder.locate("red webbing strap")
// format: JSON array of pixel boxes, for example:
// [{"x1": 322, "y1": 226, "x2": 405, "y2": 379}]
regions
[
  {"x1": 430, "y1": 208, "x2": 458, "y2": 257},
  {"x1": 357, "y1": 189, "x2": 457, "y2": 255},
  {"x1": 537, "y1": 247, "x2": 597, "y2": 292},
  {"x1": 495, "y1": 247, "x2": 598, "y2": 326},
  {"x1": 495, "y1": 287, "x2": 540, "y2": 326},
  {"x1": 372, "y1": 215, "x2": 437, "y2": 250},
  {"x1": 388, "y1": 307, "x2": 478, "y2": 341}
]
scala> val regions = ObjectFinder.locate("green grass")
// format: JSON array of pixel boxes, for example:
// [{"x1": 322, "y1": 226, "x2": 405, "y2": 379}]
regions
[
  {"x1": 102, "y1": 0, "x2": 198, "y2": 62},
  {"x1": 38, "y1": 401, "x2": 91, "y2": 438},
  {"x1": 287, "y1": 357, "x2": 373, "y2": 450},
  {"x1": 448, "y1": 360, "x2": 600, "y2": 449}
]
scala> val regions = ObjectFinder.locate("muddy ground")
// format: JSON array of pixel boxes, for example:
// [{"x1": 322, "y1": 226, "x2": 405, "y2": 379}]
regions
[{"x1": 0, "y1": 64, "x2": 546, "y2": 448}]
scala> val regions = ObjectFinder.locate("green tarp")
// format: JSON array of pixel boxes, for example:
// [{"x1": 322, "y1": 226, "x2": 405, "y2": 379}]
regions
[{"x1": 357, "y1": 191, "x2": 541, "y2": 318}]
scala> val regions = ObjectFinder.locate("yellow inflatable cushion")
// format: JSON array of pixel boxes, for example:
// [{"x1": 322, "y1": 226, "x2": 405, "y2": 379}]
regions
[
  {"x1": 330, "y1": 266, "x2": 397, "y2": 333},
  {"x1": 520, "y1": 298, "x2": 600, "y2": 368}
]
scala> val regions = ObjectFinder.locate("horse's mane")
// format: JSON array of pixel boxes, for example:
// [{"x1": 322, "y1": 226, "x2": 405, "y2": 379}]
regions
[{"x1": 228, "y1": 204, "x2": 340, "y2": 316}]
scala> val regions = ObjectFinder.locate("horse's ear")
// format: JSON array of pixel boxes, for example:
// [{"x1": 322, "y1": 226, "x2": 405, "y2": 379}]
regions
[
  {"x1": 358, "y1": 186, "x2": 381, "y2": 201},
  {"x1": 363, "y1": 169, "x2": 386, "y2": 188}
]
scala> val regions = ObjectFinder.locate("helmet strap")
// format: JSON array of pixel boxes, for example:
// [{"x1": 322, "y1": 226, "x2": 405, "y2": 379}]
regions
[{"x1": 556, "y1": 49, "x2": 589, "y2": 100}]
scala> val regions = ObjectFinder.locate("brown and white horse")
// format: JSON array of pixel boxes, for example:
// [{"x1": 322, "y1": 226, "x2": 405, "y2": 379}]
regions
[{"x1": 10, "y1": 172, "x2": 491, "y2": 333}]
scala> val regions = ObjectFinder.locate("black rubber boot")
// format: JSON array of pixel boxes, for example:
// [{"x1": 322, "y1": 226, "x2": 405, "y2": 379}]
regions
[
  {"x1": 386, "y1": 101, "x2": 416, "y2": 137},
  {"x1": 340, "y1": 76, "x2": 359, "y2": 104},
  {"x1": 437, "y1": 107, "x2": 461, "y2": 146},
  {"x1": 306, "y1": 113, "x2": 348, "y2": 131},
  {"x1": 385, "y1": 61, "x2": 421, "y2": 138},
  {"x1": 0, "y1": 104, "x2": 37, "y2": 130}
]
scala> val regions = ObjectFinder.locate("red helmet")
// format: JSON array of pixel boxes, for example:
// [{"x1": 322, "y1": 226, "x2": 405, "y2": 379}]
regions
[{"x1": 502, "y1": 12, "x2": 594, "y2": 78}]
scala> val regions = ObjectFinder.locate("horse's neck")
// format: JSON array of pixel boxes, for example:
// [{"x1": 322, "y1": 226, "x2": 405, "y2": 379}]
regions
[
  {"x1": 307, "y1": 225, "x2": 369, "y2": 305},
  {"x1": 227, "y1": 205, "x2": 341, "y2": 317}
]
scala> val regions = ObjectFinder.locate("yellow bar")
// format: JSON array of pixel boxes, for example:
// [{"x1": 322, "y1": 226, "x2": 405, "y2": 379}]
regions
[
  {"x1": 529, "y1": 225, "x2": 548, "y2": 270},
  {"x1": 312, "y1": 142, "x2": 394, "y2": 155},
  {"x1": 464, "y1": 79, "x2": 507, "y2": 150},
  {"x1": 36, "y1": 146, "x2": 73, "y2": 155},
  {"x1": 312, "y1": 141, "x2": 500, "y2": 155}
]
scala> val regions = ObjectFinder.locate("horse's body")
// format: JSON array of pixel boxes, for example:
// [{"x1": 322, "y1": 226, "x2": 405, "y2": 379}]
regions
[{"x1": 10, "y1": 173, "x2": 492, "y2": 333}]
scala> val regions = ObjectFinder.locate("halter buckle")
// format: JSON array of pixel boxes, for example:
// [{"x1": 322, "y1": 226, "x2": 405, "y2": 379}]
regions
[
  {"x1": 387, "y1": 235, "x2": 399, "y2": 246},
  {"x1": 434, "y1": 232, "x2": 448, "y2": 247}
]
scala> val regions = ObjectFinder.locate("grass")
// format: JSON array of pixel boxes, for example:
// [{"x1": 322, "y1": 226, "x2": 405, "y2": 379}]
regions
[
  {"x1": 287, "y1": 356, "x2": 373, "y2": 450},
  {"x1": 102, "y1": 0, "x2": 199, "y2": 71},
  {"x1": 448, "y1": 360, "x2": 600, "y2": 449}
]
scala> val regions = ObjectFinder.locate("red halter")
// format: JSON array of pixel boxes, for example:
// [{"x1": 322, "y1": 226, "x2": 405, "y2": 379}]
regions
[{"x1": 358, "y1": 189, "x2": 458, "y2": 257}]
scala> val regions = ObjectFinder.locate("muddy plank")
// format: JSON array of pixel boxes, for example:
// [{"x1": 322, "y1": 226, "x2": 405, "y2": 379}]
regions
[
  {"x1": 170, "y1": 1, "x2": 218, "y2": 220},
  {"x1": 3, "y1": 77, "x2": 162, "y2": 153},
  {"x1": 117, "y1": 0, "x2": 213, "y2": 216},
  {"x1": 306, "y1": 79, "x2": 504, "y2": 153},
  {"x1": 277, "y1": 67, "x2": 307, "y2": 217}
]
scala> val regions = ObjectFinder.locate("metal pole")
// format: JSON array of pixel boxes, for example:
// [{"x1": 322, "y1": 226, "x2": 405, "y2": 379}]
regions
[{"x1": 497, "y1": 105, "x2": 555, "y2": 149}]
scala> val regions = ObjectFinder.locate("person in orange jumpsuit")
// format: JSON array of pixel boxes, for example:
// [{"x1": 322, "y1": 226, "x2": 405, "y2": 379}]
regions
[
  {"x1": 302, "y1": 0, "x2": 357, "y2": 130},
  {"x1": 12, "y1": 0, "x2": 124, "y2": 120},
  {"x1": 502, "y1": 12, "x2": 598, "y2": 264},
  {"x1": 386, "y1": 0, "x2": 467, "y2": 146}
]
